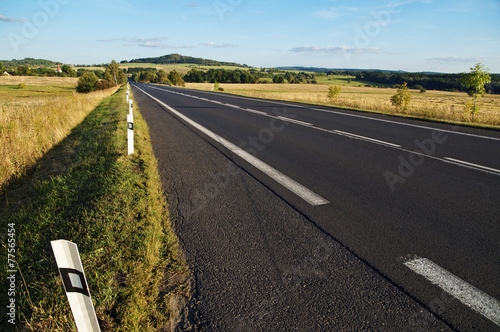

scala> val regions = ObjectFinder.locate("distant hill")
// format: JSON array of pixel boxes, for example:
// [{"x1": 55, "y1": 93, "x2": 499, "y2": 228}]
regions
[
  {"x1": 126, "y1": 53, "x2": 246, "y2": 67},
  {"x1": 0, "y1": 58, "x2": 59, "y2": 68}
]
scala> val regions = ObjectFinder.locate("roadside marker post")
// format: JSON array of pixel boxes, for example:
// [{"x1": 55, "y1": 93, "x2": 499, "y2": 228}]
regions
[
  {"x1": 128, "y1": 113, "x2": 134, "y2": 155},
  {"x1": 129, "y1": 100, "x2": 133, "y2": 116},
  {"x1": 50, "y1": 240, "x2": 101, "y2": 332},
  {"x1": 126, "y1": 90, "x2": 129, "y2": 102}
]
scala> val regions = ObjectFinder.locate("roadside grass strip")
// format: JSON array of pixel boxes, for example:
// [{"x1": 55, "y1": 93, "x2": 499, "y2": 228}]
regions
[{"x1": 0, "y1": 86, "x2": 188, "y2": 331}]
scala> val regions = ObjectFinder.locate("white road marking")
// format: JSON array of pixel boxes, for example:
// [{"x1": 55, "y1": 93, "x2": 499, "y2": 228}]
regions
[
  {"x1": 404, "y1": 257, "x2": 500, "y2": 326},
  {"x1": 333, "y1": 130, "x2": 401, "y2": 148},
  {"x1": 277, "y1": 116, "x2": 313, "y2": 126},
  {"x1": 245, "y1": 109, "x2": 267, "y2": 115},
  {"x1": 444, "y1": 157, "x2": 500, "y2": 175},
  {"x1": 136, "y1": 86, "x2": 330, "y2": 206}
]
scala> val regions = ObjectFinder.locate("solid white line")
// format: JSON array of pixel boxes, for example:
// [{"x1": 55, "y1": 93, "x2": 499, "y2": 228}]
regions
[
  {"x1": 404, "y1": 257, "x2": 500, "y2": 326},
  {"x1": 444, "y1": 157, "x2": 500, "y2": 174},
  {"x1": 277, "y1": 116, "x2": 313, "y2": 126},
  {"x1": 136, "y1": 86, "x2": 330, "y2": 206},
  {"x1": 333, "y1": 130, "x2": 401, "y2": 148}
]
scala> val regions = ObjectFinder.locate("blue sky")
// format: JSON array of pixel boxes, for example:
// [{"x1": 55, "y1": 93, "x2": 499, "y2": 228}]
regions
[{"x1": 1, "y1": 0, "x2": 499, "y2": 72}]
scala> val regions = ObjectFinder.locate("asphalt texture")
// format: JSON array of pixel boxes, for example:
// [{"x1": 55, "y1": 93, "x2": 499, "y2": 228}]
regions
[{"x1": 131, "y1": 83, "x2": 500, "y2": 331}]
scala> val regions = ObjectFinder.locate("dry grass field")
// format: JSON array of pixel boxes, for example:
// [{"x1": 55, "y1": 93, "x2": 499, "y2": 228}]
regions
[
  {"x1": 185, "y1": 83, "x2": 500, "y2": 127},
  {"x1": 0, "y1": 76, "x2": 119, "y2": 191}
]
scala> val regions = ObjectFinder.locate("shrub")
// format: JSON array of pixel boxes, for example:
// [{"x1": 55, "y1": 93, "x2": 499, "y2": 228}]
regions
[
  {"x1": 412, "y1": 85, "x2": 426, "y2": 93},
  {"x1": 328, "y1": 85, "x2": 341, "y2": 101},
  {"x1": 95, "y1": 79, "x2": 115, "y2": 91},
  {"x1": 76, "y1": 72, "x2": 99, "y2": 93},
  {"x1": 390, "y1": 82, "x2": 412, "y2": 112},
  {"x1": 18, "y1": 83, "x2": 26, "y2": 89}
]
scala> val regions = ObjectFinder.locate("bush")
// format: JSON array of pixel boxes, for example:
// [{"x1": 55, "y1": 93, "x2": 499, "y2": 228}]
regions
[
  {"x1": 18, "y1": 83, "x2": 26, "y2": 89},
  {"x1": 390, "y1": 82, "x2": 412, "y2": 112},
  {"x1": 95, "y1": 79, "x2": 115, "y2": 91},
  {"x1": 328, "y1": 85, "x2": 341, "y2": 101},
  {"x1": 412, "y1": 85, "x2": 426, "y2": 93},
  {"x1": 76, "y1": 72, "x2": 99, "y2": 93}
]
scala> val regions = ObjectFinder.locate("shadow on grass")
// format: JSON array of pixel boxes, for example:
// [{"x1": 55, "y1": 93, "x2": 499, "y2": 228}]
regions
[{"x1": 0, "y1": 87, "x2": 124, "y2": 330}]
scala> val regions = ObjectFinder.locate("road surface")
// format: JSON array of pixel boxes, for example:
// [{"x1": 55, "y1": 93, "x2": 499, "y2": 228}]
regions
[{"x1": 132, "y1": 83, "x2": 500, "y2": 331}]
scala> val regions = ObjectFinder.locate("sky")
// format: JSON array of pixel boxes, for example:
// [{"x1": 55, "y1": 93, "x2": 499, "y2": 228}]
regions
[{"x1": 1, "y1": 0, "x2": 499, "y2": 73}]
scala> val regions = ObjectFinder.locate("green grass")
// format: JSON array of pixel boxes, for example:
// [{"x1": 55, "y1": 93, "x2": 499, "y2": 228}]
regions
[
  {"x1": 315, "y1": 75, "x2": 391, "y2": 87},
  {"x1": 0, "y1": 86, "x2": 188, "y2": 331}
]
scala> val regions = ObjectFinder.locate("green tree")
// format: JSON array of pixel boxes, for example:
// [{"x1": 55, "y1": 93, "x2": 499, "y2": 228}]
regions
[
  {"x1": 390, "y1": 82, "x2": 411, "y2": 112},
  {"x1": 156, "y1": 69, "x2": 170, "y2": 84},
  {"x1": 273, "y1": 75, "x2": 285, "y2": 84},
  {"x1": 61, "y1": 65, "x2": 77, "y2": 77},
  {"x1": 328, "y1": 85, "x2": 342, "y2": 101},
  {"x1": 104, "y1": 60, "x2": 127, "y2": 85},
  {"x1": 0, "y1": 62, "x2": 5, "y2": 73},
  {"x1": 16, "y1": 65, "x2": 30, "y2": 76},
  {"x1": 168, "y1": 70, "x2": 185, "y2": 86},
  {"x1": 76, "y1": 72, "x2": 99, "y2": 93},
  {"x1": 462, "y1": 63, "x2": 491, "y2": 121}
]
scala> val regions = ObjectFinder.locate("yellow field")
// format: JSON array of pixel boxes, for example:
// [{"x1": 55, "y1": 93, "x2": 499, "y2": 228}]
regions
[
  {"x1": 0, "y1": 76, "x2": 119, "y2": 190},
  {"x1": 185, "y1": 83, "x2": 500, "y2": 127}
]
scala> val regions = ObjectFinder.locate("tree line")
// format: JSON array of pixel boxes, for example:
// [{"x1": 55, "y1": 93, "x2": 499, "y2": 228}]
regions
[{"x1": 353, "y1": 71, "x2": 500, "y2": 94}]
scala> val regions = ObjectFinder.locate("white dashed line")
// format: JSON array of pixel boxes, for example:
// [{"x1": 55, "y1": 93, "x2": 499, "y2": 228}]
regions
[
  {"x1": 404, "y1": 257, "x2": 500, "y2": 326},
  {"x1": 444, "y1": 157, "x2": 500, "y2": 175},
  {"x1": 277, "y1": 116, "x2": 313, "y2": 126},
  {"x1": 333, "y1": 130, "x2": 401, "y2": 148}
]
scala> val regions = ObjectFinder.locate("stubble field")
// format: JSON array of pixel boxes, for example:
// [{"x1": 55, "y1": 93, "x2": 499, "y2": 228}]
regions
[{"x1": 185, "y1": 82, "x2": 500, "y2": 127}]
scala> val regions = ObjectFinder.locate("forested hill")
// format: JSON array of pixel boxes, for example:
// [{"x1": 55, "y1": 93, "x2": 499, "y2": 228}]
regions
[
  {"x1": 0, "y1": 58, "x2": 58, "y2": 68},
  {"x1": 126, "y1": 53, "x2": 245, "y2": 67}
]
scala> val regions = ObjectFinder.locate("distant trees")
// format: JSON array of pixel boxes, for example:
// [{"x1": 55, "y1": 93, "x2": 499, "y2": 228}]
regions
[
  {"x1": 273, "y1": 75, "x2": 285, "y2": 83},
  {"x1": 61, "y1": 65, "x2": 77, "y2": 77},
  {"x1": 104, "y1": 60, "x2": 127, "y2": 85},
  {"x1": 16, "y1": 65, "x2": 30, "y2": 76},
  {"x1": 76, "y1": 60, "x2": 124, "y2": 93}
]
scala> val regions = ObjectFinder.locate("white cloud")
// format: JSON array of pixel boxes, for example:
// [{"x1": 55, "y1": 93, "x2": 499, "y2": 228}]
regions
[
  {"x1": 428, "y1": 56, "x2": 481, "y2": 63},
  {"x1": 0, "y1": 14, "x2": 25, "y2": 23},
  {"x1": 290, "y1": 46, "x2": 383, "y2": 55},
  {"x1": 201, "y1": 42, "x2": 237, "y2": 48},
  {"x1": 314, "y1": 7, "x2": 340, "y2": 19}
]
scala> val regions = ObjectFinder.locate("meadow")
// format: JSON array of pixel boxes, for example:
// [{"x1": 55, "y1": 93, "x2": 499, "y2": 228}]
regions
[
  {"x1": 0, "y1": 76, "x2": 119, "y2": 191},
  {"x1": 185, "y1": 82, "x2": 500, "y2": 127}
]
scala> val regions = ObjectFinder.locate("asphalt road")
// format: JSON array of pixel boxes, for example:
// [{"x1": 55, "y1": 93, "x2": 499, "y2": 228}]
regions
[{"x1": 131, "y1": 83, "x2": 500, "y2": 331}]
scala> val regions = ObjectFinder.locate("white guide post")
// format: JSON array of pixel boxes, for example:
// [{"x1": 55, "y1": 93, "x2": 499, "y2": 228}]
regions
[
  {"x1": 128, "y1": 113, "x2": 134, "y2": 155},
  {"x1": 50, "y1": 240, "x2": 101, "y2": 332}
]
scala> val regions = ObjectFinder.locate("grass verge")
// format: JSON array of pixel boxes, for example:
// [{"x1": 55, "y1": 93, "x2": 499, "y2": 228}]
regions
[{"x1": 0, "y1": 86, "x2": 189, "y2": 331}]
